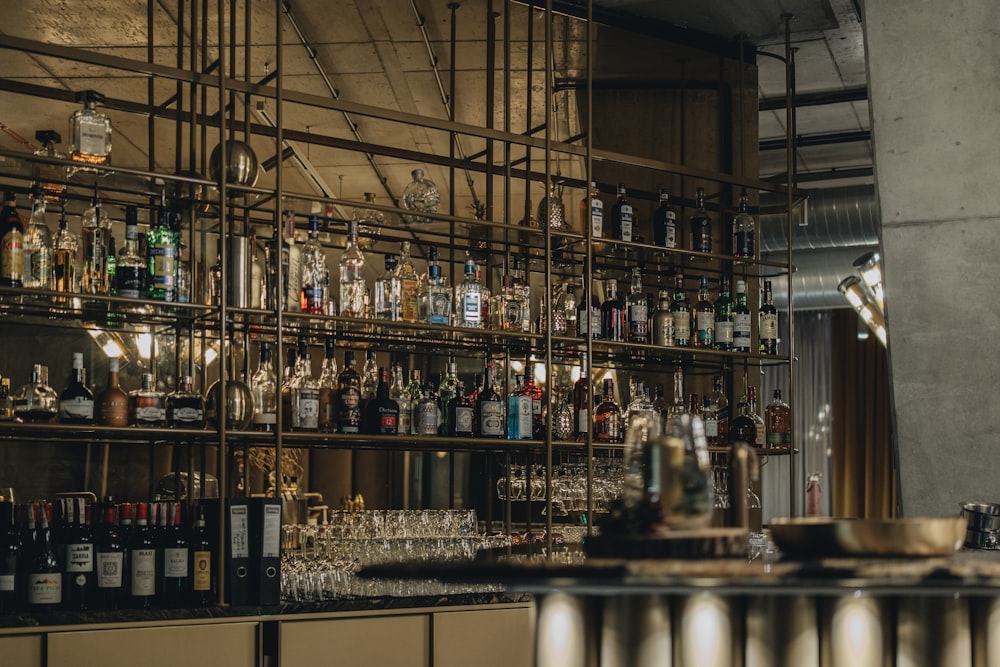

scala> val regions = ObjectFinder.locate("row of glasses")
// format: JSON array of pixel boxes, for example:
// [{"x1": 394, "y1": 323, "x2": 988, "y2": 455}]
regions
[{"x1": 495, "y1": 459, "x2": 624, "y2": 515}]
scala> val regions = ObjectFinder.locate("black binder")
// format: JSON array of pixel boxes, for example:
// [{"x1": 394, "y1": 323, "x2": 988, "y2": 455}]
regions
[
  {"x1": 250, "y1": 498, "x2": 282, "y2": 606},
  {"x1": 225, "y1": 498, "x2": 252, "y2": 606}
]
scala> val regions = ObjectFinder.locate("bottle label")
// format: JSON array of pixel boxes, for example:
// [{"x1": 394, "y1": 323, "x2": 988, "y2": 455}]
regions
[
  {"x1": 429, "y1": 291, "x2": 451, "y2": 324},
  {"x1": 761, "y1": 313, "x2": 779, "y2": 340},
  {"x1": 379, "y1": 411, "x2": 398, "y2": 432},
  {"x1": 618, "y1": 205, "x2": 633, "y2": 242},
  {"x1": 462, "y1": 292, "x2": 481, "y2": 325},
  {"x1": 696, "y1": 311, "x2": 714, "y2": 344},
  {"x1": 654, "y1": 315, "x2": 674, "y2": 346},
  {"x1": 136, "y1": 405, "x2": 166, "y2": 422},
  {"x1": 193, "y1": 550, "x2": 211, "y2": 591},
  {"x1": 130, "y1": 549, "x2": 156, "y2": 596},
  {"x1": 77, "y1": 117, "x2": 109, "y2": 157},
  {"x1": 401, "y1": 278, "x2": 419, "y2": 321},
  {"x1": 297, "y1": 389, "x2": 320, "y2": 430},
  {"x1": 415, "y1": 403, "x2": 440, "y2": 435},
  {"x1": 629, "y1": 304, "x2": 648, "y2": 340},
  {"x1": 508, "y1": 395, "x2": 532, "y2": 439},
  {"x1": 397, "y1": 407, "x2": 411, "y2": 435},
  {"x1": 96, "y1": 551, "x2": 124, "y2": 588},
  {"x1": 767, "y1": 431, "x2": 790, "y2": 446},
  {"x1": 577, "y1": 408, "x2": 589, "y2": 434},
  {"x1": 337, "y1": 387, "x2": 361, "y2": 433},
  {"x1": 254, "y1": 412, "x2": 277, "y2": 426},
  {"x1": 28, "y1": 572, "x2": 62, "y2": 604},
  {"x1": 664, "y1": 212, "x2": 677, "y2": 247},
  {"x1": 302, "y1": 285, "x2": 324, "y2": 310},
  {"x1": 66, "y1": 543, "x2": 94, "y2": 572},
  {"x1": 734, "y1": 313, "x2": 752, "y2": 348},
  {"x1": 1, "y1": 231, "x2": 24, "y2": 281},
  {"x1": 0, "y1": 574, "x2": 14, "y2": 592},
  {"x1": 147, "y1": 244, "x2": 177, "y2": 286},
  {"x1": 715, "y1": 321, "x2": 734, "y2": 345},
  {"x1": 453, "y1": 406, "x2": 474, "y2": 435},
  {"x1": 590, "y1": 200, "x2": 603, "y2": 238},
  {"x1": 164, "y1": 547, "x2": 188, "y2": 578},
  {"x1": 597, "y1": 413, "x2": 621, "y2": 440},
  {"x1": 116, "y1": 266, "x2": 145, "y2": 299},
  {"x1": 172, "y1": 406, "x2": 203, "y2": 424},
  {"x1": 480, "y1": 400, "x2": 504, "y2": 436},
  {"x1": 672, "y1": 311, "x2": 691, "y2": 341},
  {"x1": 60, "y1": 398, "x2": 95, "y2": 421},
  {"x1": 705, "y1": 416, "x2": 719, "y2": 438}
]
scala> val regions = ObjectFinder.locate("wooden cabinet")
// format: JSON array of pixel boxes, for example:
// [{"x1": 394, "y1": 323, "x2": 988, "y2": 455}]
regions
[
  {"x1": 433, "y1": 606, "x2": 535, "y2": 667},
  {"x1": 280, "y1": 615, "x2": 430, "y2": 667},
  {"x1": 0, "y1": 634, "x2": 43, "y2": 667}
]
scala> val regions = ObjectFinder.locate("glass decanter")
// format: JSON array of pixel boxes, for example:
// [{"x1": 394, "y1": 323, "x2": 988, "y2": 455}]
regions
[{"x1": 401, "y1": 168, "x2": 440, "y2": 224}]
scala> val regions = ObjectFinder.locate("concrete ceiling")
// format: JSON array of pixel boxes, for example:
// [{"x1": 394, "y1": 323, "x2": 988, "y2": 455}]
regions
[{"x1": 0, "y1": 0, "x2": 872, "y2": 223}]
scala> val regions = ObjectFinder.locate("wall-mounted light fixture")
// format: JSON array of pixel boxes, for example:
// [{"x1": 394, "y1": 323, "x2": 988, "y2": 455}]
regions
[
  {"x1": 838, "y1": 275, "x2": 887, "y2": 347},
  {"x1": 852, "y1": 251, "x2": 885, "y2": 311}
]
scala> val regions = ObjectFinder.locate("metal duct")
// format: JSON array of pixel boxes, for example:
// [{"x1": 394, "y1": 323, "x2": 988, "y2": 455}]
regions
[
  {"x1": 760, "y1": 184, "x2": 880, "y2": 252},
  {"x1": 765, "y1": 246, "x2": 876, "y2": 310}
]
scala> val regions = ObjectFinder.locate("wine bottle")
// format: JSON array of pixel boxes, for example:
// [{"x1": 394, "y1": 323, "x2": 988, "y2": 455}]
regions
[
  {"x1": 64, "y1": 498, "x2": 95, "y2": 611},
  {"x1": 128, "y1": 502, "x2": 156, "y2": 608},
  {"x1": 95, "y1": 504, "x2": 125, "y2": 611},
  {"x1": 160, "y1": 502, "x2": 188, "y2": 608},
  {"x1": 189, "y1": 505, "x2": 214, "y2": 607},
  {"x1": 0, "y1": 501, "x2": 20, "y2": 613},
  {"x1": 27, "y1": 503, "x2": 62, "y2": 612}
]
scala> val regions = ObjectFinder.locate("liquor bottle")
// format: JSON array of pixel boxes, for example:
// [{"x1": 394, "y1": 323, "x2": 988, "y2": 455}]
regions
[
  {"x1": 652, "y1": 187, "x2": 678, "y2": 248},
  {"x1": 361, "y1": 349, "x2": 378, "y2": 408},
  {"x1": 594, "y1": 379, "x2": 623, "y2": 444},
  {"x1": 128, "y1": 502, "x2": 156, "y2": 608},
  {"x1": 713, "y1": 276, "x2": 734, "y2": 351},
  {"x1": 365, "y1": 368, "x2": 399, "y2": 434},
  {"x1": 0, "y1": 378, "x2": 12, "y2": 422},
  {"x1": 573, "y1": 353, "x2": 589, "y2": 441},
  {"x1": 338, "y1": 219, "x2": 367, "y2": 317},
  {"x1": 668, "y1": 366, "x2": 686, "y2": 418},
  {"x1": 759, "y1": 280, "x2": 778, "y2": 355},
  {"x1": 396, "y1": 241, "x2": 419, "y2": 322},
  {"x1": 146, "y1": 194, "x2": 177, "y2": 301},
  {"x1": 401, "y1": 168, "x2": 440, "y2": 224},
  {"x1": 669, "y1": 274, "x2": 691, "y2": 347},
  {"x1": 689, "y1": 186, "x2": 712, "y2": 256},
  {"x1": 492, "y1": 274, "x2": 524, "y2": 331},
  {"x1": 114, "y1": 206, "x2": 146, "y2": 299},
  {"x1": 279, "y1": 346, "x2": 300, "y2": 432},
  {"x1": 405, "y1": 369, "x2": 423, "y2": 413},
  {"x1": 609, "y1": 183, "x2": 634, "y2": 242},
  {"x1": 512, "y1": 256, "x2": 532, "y2": 332},
  {"x1": 600, "y1": 278, "x2": 626, "y2": 341},
  {"x1": 167, "y1": 376, "x2": 205, "y2": 429},
  {"x1": 23, "y1": 187, "x2": 53, "y2": 290},
  {"x1": 626, "y1": 266, "x2": 648, "y2": 343},
  {"x1": 52, "y1": 203, "x2": 79, "y2": 294},
  {"x1": 106, "y1": 236, "x2": 117, "y2": 294},
  {"x1": 299, "y1": 215, "x2": 327, "y2": 314},
  {"x1": 33, "y1": 129, "x2": 68, "y2": 197},
  {"x1": 63, "y1": 498, "x2": 95, "y2": 611},
  {"x1": 578, "y1": 278, "x2": 601, "y2": 339},
  {"x1": 97, "y1": 357, "x2": 129, "y2": 427},
  {"x1": 129, "y1": 374, "x2": 166, "y2": 427},
  {"x1": 652, "y1": 383, "x2": 670, "y2": 419},
  {"x1": 731, "y1": 190, "x2": 755, "y2": 260},
  {"x1": 353, "y1": 191, "x2": 384, "y2": 251},
  {"x1": 652, "y1": 289, "x2": 674, "y2": 347},
  {"x1": 69, "y1": 90, "x2": 112, "y2": 168},
  {"x1": 732, "y1": 279, "x2": 752, "y2": 353},
  {"x1": 317, "y1": 336, "x2": 338, "y2": 432},
  {"x1": 207, "y1": 239, "x2": 223, "y2": 306},
  {"x1": 412, "y1": 385, "x2": 440, "y2": 436},
  {"x1": 747, "y1": 386, "x2": 766, "y2": 449},
  {"x1": 282, "y1": 210, "x2": 301, "y2": 313},
  {"x1": 189, "y1": 505, "x2": 214, "y2": 606},
  {"x1": 505, "y1": 375, "x2": 531, "y2": 440},
  {"x1": 580, "y1": 180, "x2": 604, "y2": 238},
  {"x1": 455, "y1": 259, "x2": 484, "y2": 328},
  {"x1": 249, "y1": 232, "x2": 263, "y2": 309},
  {"x1": 477, "y1": 363, "x2": 504, "y2": 438},
  {"x1": 390, "y1": 363, "x2": 411, "y2": 436},
  {"x1": 551, "y1": 283, "x2": 575, "y2": 336},
  {"x1": 27, "y1": 503, "x2": 62, "y2": 611},
  {"x1": 709, "y1": 375, "x2": 730, "y2": 446},
  {"x1": 0, "y1": 501, "x2": 20, "y2": 613},
  {"x1": 766, "y1": 388, "x2": 791, "y2": 451},
  {"x1": 95, "y1": 504, "x2": 125, "y2": 611},
  {"x1": 447, "y1": 382, "x2": 474, "y2": 437},
  {"x1": 0, "y1": 191, "x2": 25, "y2": 288},
  {"x1": 13, "y1": 364, "x2": 59, "y2": 423},
  {"x1": 251, "y1": 342, "x2": 278, "y2": 432},
  {"x1": 374, "y1": 253, "x2": 402, "y2": 321},
  {"x1": 176, "y1": 242, "x2": 192, "y2": 304},
  {"x1": 336, "y1": 351, "x2": 362, "y2": 434},
  {"x1": 160, "y1": 502, "x2": 188, "y2": 608},
  {"x1": 59, "y1": 352, "x2": 95, "y2": 424},
  {"x1": 693, "y1": 275, "x2": 715, "y2": 349},
  {"x1": 437, "y1": 356, "x2": 460, "y2": 435},
  {"x1": 295, "y1": 351, "x2": 320, "y2": 432},
  {"x1": 521, "y1": 365, "x2": 544, "y2": 439},
  {"x1": 424, "y1": 247, "x2": 452, "y2": 325}
]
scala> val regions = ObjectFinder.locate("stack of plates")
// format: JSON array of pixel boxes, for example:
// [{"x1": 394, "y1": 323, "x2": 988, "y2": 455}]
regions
[{"x1": 961, "y1": 502, "x2": 1000, "y2": 550}]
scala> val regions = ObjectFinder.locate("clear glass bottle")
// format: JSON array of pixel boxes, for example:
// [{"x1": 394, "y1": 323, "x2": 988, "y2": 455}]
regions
[
  {"x1": 600, "y1": 278, "x2": 625, "y2": 341},
  {"x1": 282, "y1": 209, "x2": 301, "y2": 313},
  {"x1": 689, "y1": 186, "x2": 712, "y2": 257},
  {"x1": 0, "y1": 192, "x2": 25, "y2": 288},
  {"x1": 732, "y1": 189, "x2": 755, "y2": 261},
  {"x1": 250, "y1": 342, "x2": 278, "y2": 432},
  {"x1": 129, "y1": 373, "x2": 166, "y2": 428},
  {"x1": 59, "y1": 352, "x2": 95, "y2": 425},
  {"x1": 167, "y1": 375, "x2": 205, "y2": 429},
  {"x1": 714, "y1": 276, "x2": 733, "y2": 351},
  {"x1": 609, "y1": 183, "x2": 634, "y2": 242},
  {"x1": 0, "y1": 377, "x2": 14, "y2": 421},
  {"x1": 709, "y1": 375, "x2": 730, "y2": 446},
  {"x1": 338, "y1": 219, "x2": 367, "y2": 317},
  {"x1": 747, "y1": 386, "x2": 766, "y2": 449},
  {"x1": 455, "y1": 259, "x2": 484, "y2": 328},
  {"x1": 361, "y1": 349, "x2": 379, "y2": 407},
  {"x1": 145, "y1": 194, "x2": 176, "y2": 301},
  {"x1": 249, "y1": 232, "x2": 263, "y2": 309},
  {"x1": 594, "y1": 379, "x2": 623, "y2": 444},
  {"x1": 390, "y1": 363, "x2": 411, "y2": 436},
  {"x1": 317, "y1": 338, "x2": 339, "y2": 433},
  {"x1": 476, "y1": 363, "x2": 504, "y2": 438},
  {"x1": 580, "y1": 180, "x2": 603, "y2": 238},
  {"x1": 294, "y1": 352, "x2": 320, "y2": 432},
  {"x1": 353, "y1": 192, "x2": 383, "y2": 251},
  {"x1": 668, "y1": 367, "x2": 686, "y2": 418},
  {"x1": 759, "y1": 280, "x2": 778, "y2": 355},
  {"x1": 693, "y1": 275, "x2": 715, "y2": 349},
  {"x1": 52, "y1": 203, "x2": 79, "y2": 295},
  {"x1": 22, "y1": 188, "x2": 53, "y2": 290},
  {"x1": 69, "y1": 90, "x2": 111, "y2": 169},
  {"x1": 652, "y1": 383, "x2": 670, "y2": 419},
  {"x1": 512, "y1": 256, "x2": 531, "y2": 332},
  {"x1": 765, "y1": 388, "x2": 790, "y2": 451},
  {"x1": 492, "y1": 275, "x2": 524, "y2": 331},
  {"x1": 424, "y1": 247, "x2": 452, "y2": 325},
  {"x1": 299, "y1": 215, "x2": 327, "y2": 314},
  {"x1": 669, "y1": 274, "x2": 691, "y2": 347},
  {"x1": 652, "y1": 289, "x2": 674, "y2": 347},
  {"x1": 13, "y1": 364, "x2": 58, "y2": 423},
  {"x1": 32, "y1": 129, "x2": 67, "y2": 198},
  {"x1": 733, "y1": 279, "x2": 752, "y2": 353},
  {"x1": 115, "y1": 206, "x2": 146, "y2": 299},
  {"x1": 279, "y1": 346, "x2": 300, "y2": 433},
  {"x1": 374, "y1": 253, "x2": 401, "y2": 321},
  {"x1": 438, "y1": 356, "x2": 461, "y2": 435},
  {"x1": 401, "y1": 168, "x2": 440, "y2": 224},
  {"x1": 412, "y1": 386, "x2": 440, "y2": 436},
  {"x1": 652, "y1": 187, "x2": 677, "y2": 248},
  {"x1": 626, "y1": 266, "x2": 648, "y2": 343},
  {"x1": 176, "y1": 242, "x2": 192, "y2": 304},
  {"x1": 506, "y1": 375, "x2": 532, "y2": 440},
  {"x1": 396, "y1": 241, "x2": 419, "y2": 322}
]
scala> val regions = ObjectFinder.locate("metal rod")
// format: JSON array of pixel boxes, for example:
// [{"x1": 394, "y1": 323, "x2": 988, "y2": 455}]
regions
[
  {"x1": 584, "y1": 0, "x2": 594, "y2": 536},
  {"x1": 147, "y1": 0, "x2": 156, "y2": 172},
  {"x1": 544, "y1": 0, "x2": 554, "y2": 558},
  {"x1": 784, "y1": 13, "x2": 797, "y2": 518},
  {"x1": 175, "y1": 0, "x2": 185, "y2": 176},
  {"x1": 275, "y1": 0, "x2": 285, "y2": 504},
  {"x1": 215, "y1": 0, "x2": 228, "y2": 605}
]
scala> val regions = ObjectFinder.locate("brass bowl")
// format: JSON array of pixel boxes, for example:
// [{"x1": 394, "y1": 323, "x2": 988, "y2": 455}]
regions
[
  {"x1": 835, "y1": 518, "x2": 966, "y2": 557},
  {"x1": 769, "y1": 517, "x2": 842, "y2": 558}
]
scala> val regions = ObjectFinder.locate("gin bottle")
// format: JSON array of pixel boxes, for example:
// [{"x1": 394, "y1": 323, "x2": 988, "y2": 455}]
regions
[
  {"x1": 609, "y1": 183, "x2": 634, "y2": 242},
  {"x1": 299, "y1": 215, "x2": 327, "y2": 314},
  {"x1": 23, "y1": 188, "x2": 53, "y2": 290},
  {"x1": 476, "y1": 363, "x2": 504, "y2": 438},
  {"x1": 374, "y1": 254, "x2": 401, "y2": 321},
  {"x1": 401, "y1": 168, "x2": 440, "y2": 224},
  {"x1": 506, "y1": 375, "x2": 532, "y2": 440},
  {"x1": 455, "y1": 259, "x2": 484, "y2": 328},
  {"x1": 338, "y1": 219, "x2": 367, "y2": 317},
  {"x1": 69, "y1": 90, "x2": 111, "y2": 169}
]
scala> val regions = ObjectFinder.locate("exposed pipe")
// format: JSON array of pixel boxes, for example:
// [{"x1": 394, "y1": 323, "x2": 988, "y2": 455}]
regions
[
  {"x1": 767, "y1": 246, "x2": 876, "y2": 310},
  {"x1": 760, "y1": 184, "x2": 879, "y2": 252}
]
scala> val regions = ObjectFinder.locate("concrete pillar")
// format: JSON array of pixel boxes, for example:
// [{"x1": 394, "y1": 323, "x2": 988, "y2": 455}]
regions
[{"x1": 862, "y1": 0, "x2": 1000, "y2": 515}]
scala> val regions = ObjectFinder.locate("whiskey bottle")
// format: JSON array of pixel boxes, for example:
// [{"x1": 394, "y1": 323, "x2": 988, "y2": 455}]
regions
[
  {"x1": 390, "y1": 363, "x2": 411, "y2": 435},
  {"x1": 573, "y1": 352, "x2": 590, "y2": 441},
  {"x1": 59, "y1": 352, "x2": 95, "y2": 424},
  {"x1": 594, "y1": 379, "x2": 623, "y2": 444},
  {"x1": 32, "y1": 129, "x2": 68, "y2": 198},
  {"x1": 693, "y1": 275, "x2": 715, "y2": 349},
  {"x1": 13, "y1": 364, "x2": 58, "y2": 423},
  {"x1": 335, "y1": 351, "x2": 362, "y2": 434},
  {"x1": 130, "y1": 373, "x2": 166, "y2": 427},
  {"x1": 364, "y1": 368, "x2": 399, "y2": 434},
  {"x1": 733, "y1": 279, "x2": 752, "y2": 353},
  {"x1": 714, "y1": 276, "x2": 733, "y2": 351},
  {"x1": 374, "y1": 254, "x2": 402, "y2": 321},
  {"x1": 747, "y1": 386, "x2": 766, "y2": 449},
  {"x1": 652, "y1": 188, "x2": 678, "y2": 248},
  {"x1": 729, "y1": 395, "x2": 757, "y2": 446},
  {"x1": 689, "y1": 187, "x2": 712, "y2": 256},
  {"x1": 97, "y1": 357, "x2": 129, "y2": 427},
  {"x1": 609, "y1": 183, "x2": 634, "y2": 242},
  {"x1": 0, "y1": 192, "x2": 25, "y2": 288},
  {"x1": 626, "y1": 266, "x2": 649, "y2": 344},
  {"x1": 669, "y1": 274, "x2": 691, "y2": 347},
  {"x1": 69, "y1": 90, "x2": 112, "y2": 168},
  {"x1": 23, "y1": 187, "x2": 53, "y2": 290},
  {"x1": 250, "y1": 342, "x2": 278, "y2": 432},
  {"x1": 455, "y1": 259, "x2": 484, "y2": 328},
  {"x1": 447, "y1": 382, "x2": 474, "y2": 437},
  {"x1": 477, "y1": 363, "x2": 504, "y2": 438},
  {"x1": 759, "y1": 280, "x2": 778, "y2": 355},
  {"x1": 166, "y1": 375, "x2": 205, "y2": 429},
  {"x1": 580, "y1": 180, "x2": 604, "y2": 238},
  {"x1": 316, "y1": 338, "x2": 338, "y2": 433},
  {"x1": 652, "y1": 289, "x2": 674, "y2": 346},
  {"x1": 338, "y1": 219, "x2": 367, "y2": 317},
  {"x1": 600, "y1": 278, "x2": 626, "y2": 341},
  {"x1": 397, "y1": 241, "x2": 420, "y2": 323},
  {"x1": 765, "y1": 388, "x2": 790, "y2": 451},
  {"x1": 115, "y1": 206, "x2": 146, "y2": 299},
  {"x1": 52, "y1": 203, "x2": 79, "y2": 294},
  {"x1": 299, "y1": 215, "x2": 327, "y2": 314},
  {"x1": 145, "y1": 194, "x2": 177, "y2": 301},
  {"x1": 731, "y1": 190, "x2": 755, "y2": 260}
]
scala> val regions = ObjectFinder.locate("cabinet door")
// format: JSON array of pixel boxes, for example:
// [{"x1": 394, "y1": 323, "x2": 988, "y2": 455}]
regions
[
  {"x1": 0, "y1": 634, "x2": 42, "y2": 667},
  {"x1": 47, "y1": 622, "x2": 258, "y2": 667},
  {"x1": 280, "y1": 615, "x2": 429, "y2": 667},
  {"x1": 433, "y1": 606, "x2": 535, "y2": 667}
]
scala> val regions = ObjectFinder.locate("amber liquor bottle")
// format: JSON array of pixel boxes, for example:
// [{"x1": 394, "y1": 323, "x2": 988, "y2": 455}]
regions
[
  {"x1": 594, "y1": 379, "x2": 623, "y2": 444},
  {"x1": 98, "y1": 357, "x2": 129, "y2": 427}
]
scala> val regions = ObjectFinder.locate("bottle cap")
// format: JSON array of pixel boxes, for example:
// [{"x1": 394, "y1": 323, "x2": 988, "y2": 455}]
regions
[
  {"x1": 344, "y1": 350, "x2": 355, "y2": 366},
  {"x1": 72, "y1": 352, "x2": 84, "y2": 370},
  {"x1": 464, "y1": 259, "x2": 477, "y2": 274},
  {"x1": 108, "y1": 357, "x2": 120, "y2": 372},
  {"x1": 411, "y1": 168, "x2": 425, "y2": 180}
]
